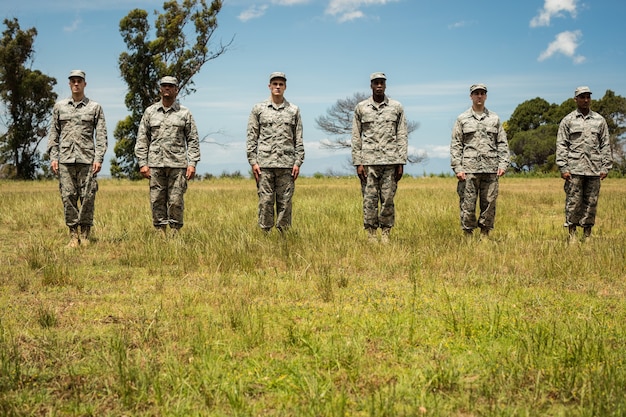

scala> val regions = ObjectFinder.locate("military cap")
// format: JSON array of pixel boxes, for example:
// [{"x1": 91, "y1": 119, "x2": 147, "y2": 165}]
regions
[
  {"x1": 269, "y1": 72, "x2": 287, "y2": 82},
  {"x1": 159, "y1": 76, "x2": 178, "y2": 86},
  {"x1": 470, "y1": 83, "x2": 487, "y2": 93},
  {"x1": 370, "y1": 72, "x2": 387, "y2": 81},
  {"x1": 68, "y1": 70, "x2": 86, "y2": 80},
  {"x1": 574, "y1": 86, "x2": 592, "y2": 97}
]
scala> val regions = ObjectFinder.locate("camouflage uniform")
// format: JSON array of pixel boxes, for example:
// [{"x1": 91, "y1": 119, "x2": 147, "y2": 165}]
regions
[
  {"x1": 556, "y1": 108, "x2": 611, "y2": 229},
  {"x1": 246, "y1": 98, "x2": 304, "y2": 231},
  {"x1": 450, "y1": 107, "x2": 509, "y2": 232},
  {"x1": 47, "y1": 96, "x2": 107, "y2": 229},
  {"x1": 351, "y1": 95, "x2": 408, "y2": 231},
  {"x1": 135, "y1": 100, "x2": 200, "y2": 229}
]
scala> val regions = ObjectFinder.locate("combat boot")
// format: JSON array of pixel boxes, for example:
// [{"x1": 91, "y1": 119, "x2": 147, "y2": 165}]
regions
[
  {"x1": 480, "y1": 228, "x2": 490, "y2": 239},
  {"x1": 80, "y1": 226, "x2": 91, "y2": 246},
  {"x1": 568, "y1": 225, "x2": 577, "y2": 244},
  {"x1": 155, "y1": 225, "x2": 167, "y2": 238},
  {"x1": 381, "y1": 227, "x2": 391, "y2": 244},
  {"x1": 583, "y1": 226, "x2": 592, "y2": 240},
  {"x1": 366, "y1": 227, "x2": 377, "y2": 243},
  {"x1": 68, "y1": 227, "x2": 80, "y2": 248}
]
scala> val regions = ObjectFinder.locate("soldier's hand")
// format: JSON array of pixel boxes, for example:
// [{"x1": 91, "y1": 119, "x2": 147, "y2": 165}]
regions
[
  {"x1": 356, "y1": 165, "x2": 366, "y2": 181},
  {"x1": 456, "y1": 171, "x2": 466, "y2": 181},
  {"x1": 600, "y1": 172, "x2": 608, "y2": 180},
  {"x1": 140, "y1": 165, "x2": 151, "y2": 179},
  {"x1": 291, "y1": 165, "x2": 300, "y2": 180},
  {"x1": 51, "y1": 160, "x2": 59, "y2": 175},
  {"x1": 252, "y1": 164, "x2": 261, "y2": 183},
  {"x1": 394, "y1": 165, "x2": 404, "y2": 182},
  {"x1": 186, "y1": 166, "x2": 196, "y2": 180},
  {"x1": 561, "y1": 172, "x2": 571, "y2": 181},
  {"x1": 93, "y1": 162, "x2": 102, "y2": 174}
]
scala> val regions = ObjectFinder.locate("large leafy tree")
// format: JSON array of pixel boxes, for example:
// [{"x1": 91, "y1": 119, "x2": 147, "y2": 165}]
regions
[
  {"x1": 111, "y1": 0, "x2": 233, "y2": 179},
  {"x1": 316, "y1": 92, "x2": 426, "y2": 165},
  {"x1": 0, "y1": 18, "x2": 57, "y2": 179}
]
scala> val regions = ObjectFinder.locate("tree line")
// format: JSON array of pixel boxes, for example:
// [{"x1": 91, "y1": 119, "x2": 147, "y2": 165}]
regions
[{"x1": 1, "y1": 0, "x2": 625, "y2": 179}]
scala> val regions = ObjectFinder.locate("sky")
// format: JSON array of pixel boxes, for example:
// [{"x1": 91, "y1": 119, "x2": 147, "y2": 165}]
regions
[{"x1": 1, "y1": 0, "x2": 625, "y2": 177}]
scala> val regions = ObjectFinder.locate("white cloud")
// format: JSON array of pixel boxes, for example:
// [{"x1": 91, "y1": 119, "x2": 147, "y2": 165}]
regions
[
  {"x1": 538, "y1": 30, "x2": 585, "y2": 64},
  {"x1": 63, "y1": 18, "x2": 81, "y2": 32},
  {"x1": 238, "y1": 5, "x2": 269, "y2": 22},
  {"x1": 448, "y1": 21, "x2": 467, "y2": 29},
  {"x1": 325, "y1": 0, "x2": 399, "y2": 22},
  {"x1": 530, "y1": 0, "x2": 577, "y2": 27}
]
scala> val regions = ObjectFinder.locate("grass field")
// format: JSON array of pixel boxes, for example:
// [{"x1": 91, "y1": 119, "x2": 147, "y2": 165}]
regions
[{"x1": 1, "y1": 176, "x2": 625, "y2": 416}]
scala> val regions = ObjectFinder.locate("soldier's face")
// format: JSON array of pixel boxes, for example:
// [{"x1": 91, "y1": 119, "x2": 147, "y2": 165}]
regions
[
  {"x1": 160, "y1": 83, "x2": 178, "y2": 99},
  {"x1": 370, "y1": 79, "x2": 386, "y2": 96},
  {"x1": 470, "y1": 90, "x2": 487, "y2": 106},
  {"x1": 69, "y1": 77, "x2": 85, "y2": 94},
  {"x1": 574, "y1": 93, "x2": 591, "y2": 111},
  {"x1": 268, "y1": 79, "x2": 286, "y2": 97}
]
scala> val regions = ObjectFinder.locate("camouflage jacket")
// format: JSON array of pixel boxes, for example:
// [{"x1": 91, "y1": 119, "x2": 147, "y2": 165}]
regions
[
  {"x1": 450, "y1": 107, "x2": 510, "y2": 174},
  {"x1": 246, "y1": 98, "x2": 304, "y2": 168},
  {"x1": 556, "y1": 109, "x2": 612, "y2": 176},
  {"x1": 135, "y1": 101, "x2": 201, "y2": 168},
  {"x1": 351, "y1": 96, "x2": 408, "y2": 166},
  {"x1": 47, "y1": 96, "x2": 108, "y2": 164}
]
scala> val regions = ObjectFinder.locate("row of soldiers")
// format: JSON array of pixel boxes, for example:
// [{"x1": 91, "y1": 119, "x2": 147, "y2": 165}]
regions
[{"x1": 46, "y1": 71, "x2": 611, "y2": 247}]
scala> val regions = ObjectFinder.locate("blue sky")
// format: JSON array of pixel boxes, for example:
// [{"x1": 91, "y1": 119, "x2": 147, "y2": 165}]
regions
[{"x1": 2, "y1": 0, "x2": 625, "y2": 177}]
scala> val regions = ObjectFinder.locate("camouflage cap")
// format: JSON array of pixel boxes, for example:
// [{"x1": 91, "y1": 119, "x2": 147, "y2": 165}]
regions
[
  {"x1": 470, "y1": 83, "x2": 487, "y2": 93},
  {"x1": 574, "y1": 86, "x2": 592, "y2": 97},
  {"x1": 68, "y1": 70, "x2": 86, "y2": 80},
  {"x1": 159, "y1": 76, "x2": 178, "y2": 87},
  {"x1": 370, "y1": 72, "x2": 386, "y2": 81},
  {"x1": 269, "y1": 72, "x2": 287, "y2": 82}
]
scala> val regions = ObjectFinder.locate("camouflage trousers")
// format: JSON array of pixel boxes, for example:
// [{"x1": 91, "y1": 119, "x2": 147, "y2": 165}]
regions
[
  {"x1": 563, "y1": 175, "x2": 601, "y2": 227},
  {"x1": 149, "y1": 167, "x2": 188, "y2": 228},
  {"x1": 257, "y1": 168, "x2": 294, "y2": 231},
  {"x1": 457, "y1": 173, "x2": 499, "y2": 231},
  {"x1": 58, "y1": 163, "x2": 98, "y2": 228},
  {"x1": 360, "y1": 165, "x2": 398, "y2": 230}
]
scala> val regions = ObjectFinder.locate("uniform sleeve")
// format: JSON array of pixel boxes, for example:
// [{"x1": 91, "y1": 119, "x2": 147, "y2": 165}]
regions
[
  {"x1": 351, "y1": 105, "x2": 363, "y2": 166},
  {"x1": 94, "y1": 104, "x2": 108, "y2": 163},
  {"x1": 46, "y1": 105, "x2": 61, "y2": 162},
  {"x1": 246, "y1": 107, "x2": 260, "y2": 166},
  {"x1": 397, "y1": 106, "x2": 408, "y2": 164},
  {"x1": 293, "y1": 108, "x2": 305, "y2": 167},
  {"x1": 599, "y1": 118, "x2": 613, "y2": 173},
  {"x1": 555, "y1": 118, "x2": 570, "y2": 173},
  {"x1": 450, "y1": 118, "x2": 464, "y2": 173},
  {"x1": 496, "y1": 122, "x2": 510, "y2": 171},
  {"x1": 185, "y1": 112, "x2": 201, "y2": 167},
  {"x1": 135, "y1": 111, "x2": 150, "y2": 168}
]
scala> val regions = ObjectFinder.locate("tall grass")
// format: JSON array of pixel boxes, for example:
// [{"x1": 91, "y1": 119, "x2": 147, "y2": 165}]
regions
[{"x1": 1, "y1": 176, "x2": 625, "y2": 415}]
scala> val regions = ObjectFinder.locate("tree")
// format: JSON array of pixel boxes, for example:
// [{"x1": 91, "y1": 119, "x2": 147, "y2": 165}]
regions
[
  {"x1": 0, "y1": 18, "x2": 57, "y2": 179},
  {"x1": 111, "y1": 0, "x2": 233, "y2": 179},
  {"x1": 316, "y1": 92, "x2": 425, "y2": 165},
  {"x1": 508, "y1": 124, "x2": 558, "y2": 172}
]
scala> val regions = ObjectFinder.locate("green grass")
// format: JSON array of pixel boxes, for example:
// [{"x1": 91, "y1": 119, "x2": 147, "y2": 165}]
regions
[{"x1": 1, "y1": 176, "x2": 625, "y2": 416}]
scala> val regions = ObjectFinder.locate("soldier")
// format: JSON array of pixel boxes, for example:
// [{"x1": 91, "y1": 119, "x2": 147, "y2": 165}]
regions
[
  {"x1": 450, "y1": 83, "x2": 510, "y2": 238},
  {"x1": 135, "y1": 76, "x2": 201, "y2": 236},
  {"x1": 47, "y1": 70, "x2": 108, "y2": 247},
  {"x1": 556, "y1": 86, "x2": 612, "y2": 243},
  {"x1": 246, "y1": 72, "x2": 304, "y2": 233},
  {"x1": 351, "y1": 72, "x2": 408, "y2": 243}
]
